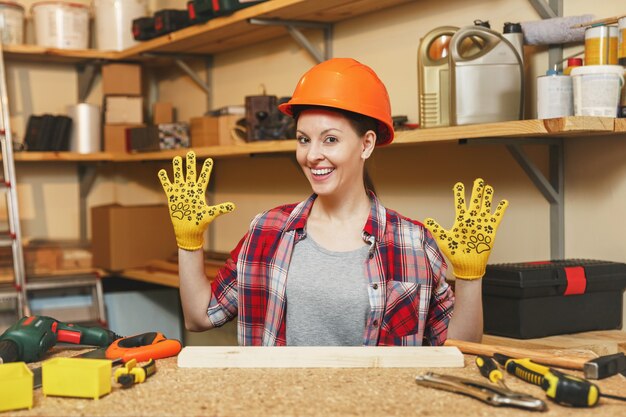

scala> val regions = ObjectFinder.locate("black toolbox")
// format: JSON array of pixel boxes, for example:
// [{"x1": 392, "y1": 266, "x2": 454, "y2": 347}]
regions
[{"x1": 482, "y1": 259, "x2": 626, "y2": 339}]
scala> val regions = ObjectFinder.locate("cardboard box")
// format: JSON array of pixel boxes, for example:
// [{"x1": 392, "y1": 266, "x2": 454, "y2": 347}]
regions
[
  {"x1": 483, "y1": 259, "x2": 626, "y2": 339},
  {"x1": 153, "y1": 102, "x2": 173, "y2": 124},
  {"x1": 104, "y1": 124, "x2": 144, "y2": 153},
  {"x1": 102, "y1": 63, "x2": 142, "y2": 96},
  {"x1": 190, "y1": 115, "x2": 242, "y2": 147},
  {"x1": 104, "y1": 96, "x2": 144, "y2": 125},
  {"x1": 91, "y1": 204, "x2": 178, "y2": 271}
]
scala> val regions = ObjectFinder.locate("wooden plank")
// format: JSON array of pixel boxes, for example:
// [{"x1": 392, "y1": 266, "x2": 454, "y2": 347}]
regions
[
  {"x1": 177, "y1": 346, "x2": 464, "y2": 368},
  {"x1": 10, "y1": 152, "x2": 114, "y2": 162},
  {"x1": 394, "y1": 117, "x2": 617, "y2": 145},
  {"x1": 116, "y1": 0, "x2": 413, "y2": 58},
  {"x1": 3, "y1": 44, "x2": 115, "y2": 63},
  {"x1": 614, "y1": 118, "x2": 626, "y2": 132},
  {"x1": 483, "y1": 330, "x2": 626, "y2": 356}
]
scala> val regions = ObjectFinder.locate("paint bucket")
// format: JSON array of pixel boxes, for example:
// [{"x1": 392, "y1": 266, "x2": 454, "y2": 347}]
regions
[
  {"x1": 570, "y1": 65, "x2": 624, "y2": 117},
  {"x1": 584, "y1": 25, "x2": 618, "y2": 65},
  {"x1": 536, "y1": 70, "x2": 573, "y2": 119},
  {"x1": 0, "y1": 1, "x2": 24, "y2": 45},
  {"x1": 619, "y1": 17, "x2": 626, "y2": 66},
  {"x1": 94, "y1": 0, "x2": 147, "y2": 51},
  {"x1": 31, "y1": 1, "x2": 90, "y2": 49},
  {"x1": 67, "y1": 103, "x2": 101, "y2": 153}
]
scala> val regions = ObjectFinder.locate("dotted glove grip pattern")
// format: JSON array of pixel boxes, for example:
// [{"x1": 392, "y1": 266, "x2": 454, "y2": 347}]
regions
[
  {"x1": 424, "y1": 178, "x2": 508, "y2": 280},
  {"x1": 158, "y1": 150, "x2": 235, "y2": 251}
]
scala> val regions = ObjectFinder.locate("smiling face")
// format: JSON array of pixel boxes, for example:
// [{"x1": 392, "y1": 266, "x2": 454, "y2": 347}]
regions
[{"x1": 295, "y1": 107, "x2": 376, "y2": 199}]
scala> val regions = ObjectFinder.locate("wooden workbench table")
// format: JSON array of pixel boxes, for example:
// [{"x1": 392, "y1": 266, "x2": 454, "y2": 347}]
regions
[{"x1": 9, "y1": 351, "x2": 626, "y2": 417}]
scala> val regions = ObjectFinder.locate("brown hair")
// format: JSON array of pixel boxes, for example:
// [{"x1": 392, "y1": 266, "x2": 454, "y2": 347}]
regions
[{"x1": 292, "y1": 105, "x2": 379, "y2": 139}]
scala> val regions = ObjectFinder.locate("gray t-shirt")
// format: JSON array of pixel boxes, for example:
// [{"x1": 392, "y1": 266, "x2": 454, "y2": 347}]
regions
[{"x1": 285, "y1": 235, "x2": 370, "y2": 346}]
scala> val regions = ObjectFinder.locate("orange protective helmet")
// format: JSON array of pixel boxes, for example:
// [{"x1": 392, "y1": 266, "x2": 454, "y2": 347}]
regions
[{"x1": 278, "y1": 58, "x2": 394, "y2": 145}]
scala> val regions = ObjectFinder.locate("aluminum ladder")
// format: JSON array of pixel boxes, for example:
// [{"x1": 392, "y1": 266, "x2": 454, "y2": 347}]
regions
[
  {"x1": 0, "y1": 42, "x2": 28, "y2": 322},
  {"x1": 0, "y1": 44, "x2": 107, "y2": 329}
]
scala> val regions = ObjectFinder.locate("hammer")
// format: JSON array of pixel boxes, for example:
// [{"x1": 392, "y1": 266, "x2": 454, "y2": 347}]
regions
[{"x1": 445, "y1": 339, "x2": 626, "y2": 380}]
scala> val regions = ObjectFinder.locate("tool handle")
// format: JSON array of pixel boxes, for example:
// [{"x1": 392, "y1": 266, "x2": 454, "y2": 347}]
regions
[
  {"x1": 475, "y1": 355, "x2": 503, "y2": 384},
  {"x1": 0, "y1": 340, "x2": 18, "y2": 363},
  {"x1": 445, "y1": 339, "x2": 590, "y2": 370},
  {"x1": 546, "y1": 369, "x2": 599, "y2": 407},
  {"x1": 503, "y1": 357, "x2": 549, "y2": 387},
  {"x1": 56, "y1": 321, "x2": 120, "y2": 346},
  {"x1": 502, "y1": 356, "x2": 600, "y2": 408}
]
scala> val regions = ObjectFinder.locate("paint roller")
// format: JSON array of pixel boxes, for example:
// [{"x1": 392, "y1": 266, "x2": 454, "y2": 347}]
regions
[{"x1": 521, "y1": 14, "x2": 595, "y2": 45}]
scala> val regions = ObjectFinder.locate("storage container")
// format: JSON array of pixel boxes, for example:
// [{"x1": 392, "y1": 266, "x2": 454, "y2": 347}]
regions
[
  {"x1": 94, "y1": 0, "x2": 147, "y2": 51},
  {"x1": 0, "y1": 1, "x2": 24, "y2": 45},
  {"x1": 482, "y1": 259, "x2": 626, "y2": 339},
  {"x1": 32, "y1": 1, "x2": 90, "y2": 49},
  {"x1": 0, "y1": 362, "x2": 33, "y2": 412},
  {"x1": 571, "y1": 65, "x2": 624, "y2": 117},
  {"x1": 42, "y1": 357, "x2": 111, "y2": 400}
]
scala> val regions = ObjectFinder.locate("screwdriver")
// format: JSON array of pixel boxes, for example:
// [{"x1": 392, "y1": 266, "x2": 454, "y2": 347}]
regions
[
  {"x1": 494, "y1": 354, "x2": 626, "y2": 407},
  {"x1": 475, "y1": 355, "x2": 510, "y2": 390}
]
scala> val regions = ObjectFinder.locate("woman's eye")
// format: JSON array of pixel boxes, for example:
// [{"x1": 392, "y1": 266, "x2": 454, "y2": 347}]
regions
[
  {"x1": 297, "y1": 136, "x2": 310, "y2": 144},
  {"x1": 324, "y1": 136, "x2": 338, "y2": 143}
]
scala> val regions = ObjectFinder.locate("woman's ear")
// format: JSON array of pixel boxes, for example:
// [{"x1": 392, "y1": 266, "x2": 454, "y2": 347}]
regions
[{"x1": 362, "y1": 130, "x2": 376, "y2": 160}]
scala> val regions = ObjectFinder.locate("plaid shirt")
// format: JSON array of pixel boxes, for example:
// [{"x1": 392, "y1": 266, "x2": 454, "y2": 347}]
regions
[{"x1": 207, "y1": 192, "x2": 454, "y2": 346}]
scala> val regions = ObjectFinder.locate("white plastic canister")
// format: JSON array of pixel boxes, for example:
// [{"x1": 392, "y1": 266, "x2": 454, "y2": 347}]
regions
[
  {"x1": 94, "y1": 0, "x2": 147, "y2": 51},
  {"x1": 31, "y1": 1, "x2": 90, "y2": 49},
  {"x1": 536, "y1": 70, "x2": 573, "y2": 119},
  {"x1": 67, "y1": 103, "x2": 101, "y2": 153},
  {"x1": 570, "y1": 65, "x2": 625, "y2": 117},
  {"x1": 0, "y1": 1, "x2": 24, "y2": 45}
]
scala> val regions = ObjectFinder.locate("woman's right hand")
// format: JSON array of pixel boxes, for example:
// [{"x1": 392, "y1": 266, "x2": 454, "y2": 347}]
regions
[{"x1": 158, "y1": 150, "x2": 235, "y2": 251}]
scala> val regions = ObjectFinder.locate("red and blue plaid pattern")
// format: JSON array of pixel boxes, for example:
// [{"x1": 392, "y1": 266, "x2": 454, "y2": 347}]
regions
[{"x1": 207, "y1": 192, "x2": 454, "y2": 346}]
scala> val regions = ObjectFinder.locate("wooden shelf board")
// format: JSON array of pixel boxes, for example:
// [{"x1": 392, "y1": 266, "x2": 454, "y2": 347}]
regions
[
  {"x1": 115, "y1": 0, "x2": 414, "y2": 59},
  {"x1": 12, "y1": 152, "x2": 114, "y2": 162},
  {"x1": 3, "y1": 44, "x2": 115, "y2": 63},
  {"x1": 6, "y1": 118, "x2": 624, "y2": 163},
  {"x1": 113, "y1": 140, "x2": 299, "y2": 161},
  {"x1": 394, "y1": 117, "x2": 617, "y2": 145}
]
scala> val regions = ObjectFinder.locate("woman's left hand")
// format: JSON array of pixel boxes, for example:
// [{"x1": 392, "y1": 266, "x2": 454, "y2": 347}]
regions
[{"x1": 424, "y1": 178, "x2": 508, "y2": 280}]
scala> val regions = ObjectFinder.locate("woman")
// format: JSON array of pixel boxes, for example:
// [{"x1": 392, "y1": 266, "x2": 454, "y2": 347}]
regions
[{"x1": 158, "y1": 58, "x2": 508, "y2": 346}]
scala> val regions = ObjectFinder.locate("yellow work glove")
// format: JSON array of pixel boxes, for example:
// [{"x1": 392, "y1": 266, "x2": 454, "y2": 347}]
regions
[
  {"x1": 158, "y1": 150, "x2": 235, "y2": 251},
  {"x1": 424, "y1": 178, "x2": 508, "y2": 280}
]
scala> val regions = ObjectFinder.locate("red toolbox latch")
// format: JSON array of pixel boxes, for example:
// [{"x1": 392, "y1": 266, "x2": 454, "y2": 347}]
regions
[{"x1": 564, "y1": 266, "x2": 587, "y2": 295}]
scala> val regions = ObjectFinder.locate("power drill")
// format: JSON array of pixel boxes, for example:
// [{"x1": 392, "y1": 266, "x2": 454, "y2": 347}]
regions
[{"x1": 0, "y1": 316, "x2": 121, "y2": 364}]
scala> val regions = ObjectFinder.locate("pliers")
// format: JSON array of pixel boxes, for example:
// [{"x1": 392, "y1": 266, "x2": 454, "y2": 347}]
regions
[
  {"x1": 114, "y1": 358, "x2": 157, "y2": 388},
  {"x1": 415, "y1": 372, "x2": 548, "y2": 411}
]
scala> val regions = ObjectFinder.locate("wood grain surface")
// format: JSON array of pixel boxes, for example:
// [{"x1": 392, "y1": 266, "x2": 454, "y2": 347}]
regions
[{"x1": 177, "y1": 346, "x2": 464, "y2": 368}]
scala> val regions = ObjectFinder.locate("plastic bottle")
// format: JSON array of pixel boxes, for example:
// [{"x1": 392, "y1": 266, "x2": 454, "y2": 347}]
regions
[
  {"x1": 563, "y1": 58, "x2": 582, "y2": 76},
  {"x1": 503, "y1": 22, "x2": 524, "y2": 64}
]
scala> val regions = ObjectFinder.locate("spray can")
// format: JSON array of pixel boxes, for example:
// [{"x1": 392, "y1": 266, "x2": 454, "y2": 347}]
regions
[
  {"x1": 503, "y1": 22, "x2": 524, "y2": 64},
  {"x1": 536, "y1": 69, "x2": 573, "y2": 119}
]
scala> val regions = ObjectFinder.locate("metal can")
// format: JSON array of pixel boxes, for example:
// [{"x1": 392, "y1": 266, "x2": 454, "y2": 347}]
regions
[{"x1": 585, "y1": 25, "x2": 618, "y2": 65}]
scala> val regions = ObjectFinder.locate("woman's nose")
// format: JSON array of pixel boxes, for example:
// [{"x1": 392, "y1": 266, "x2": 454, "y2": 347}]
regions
[{"x1": 306, "y1": 141, "x2": 324, "y2": 162}]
